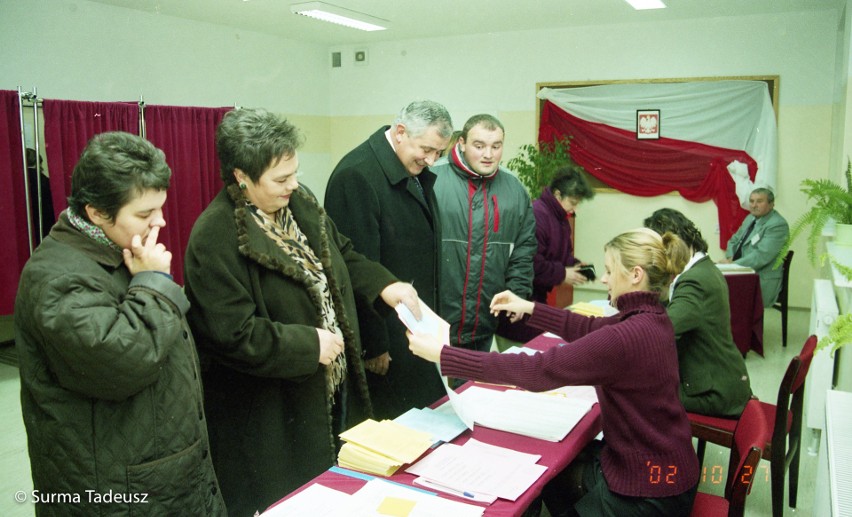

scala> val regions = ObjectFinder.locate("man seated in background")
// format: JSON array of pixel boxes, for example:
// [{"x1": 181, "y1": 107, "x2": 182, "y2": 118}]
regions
[{"x1": 720, "y1": 187, "x2": 789, "y2": 307}]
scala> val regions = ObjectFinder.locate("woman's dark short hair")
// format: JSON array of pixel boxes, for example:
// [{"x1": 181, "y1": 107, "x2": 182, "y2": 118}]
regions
[
  {"x1": 643, "y1": 208, "x2": 709, "y2": 254},
  {"x1": 549, "y1": 167, "x2": 594, "y2": 201},
  {"x1": 216, "y1": 108, "x2": 304, "y2": 185},
  {"x1": 67, "y1": 132, "x2": 171, "y2": 223}
]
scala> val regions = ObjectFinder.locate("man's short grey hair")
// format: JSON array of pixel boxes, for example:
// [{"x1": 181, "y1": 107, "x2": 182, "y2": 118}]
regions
[
  {"x1": 751, "y1": 187, "x2": 775, "y2": 203},
  {"x1": 393, "y1": 100, "x2": 453, "y2": 139}
]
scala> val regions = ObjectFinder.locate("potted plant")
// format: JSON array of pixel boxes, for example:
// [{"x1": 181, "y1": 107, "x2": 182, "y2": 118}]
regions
[
  {"x1": 819, "y1": 313, "x2": 852, "y2": 357},
  {"x1": 507, "y1": 136, "x2": 583, "y2": 198},
  {"x1": 775, "y1": 160, "x2": 852, "y2": 280}
]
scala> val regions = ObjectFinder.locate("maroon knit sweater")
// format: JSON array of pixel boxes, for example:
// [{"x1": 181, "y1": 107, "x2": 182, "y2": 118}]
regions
[{"x1": 439, "y1": 291, "x2": 699, "y2": 498}]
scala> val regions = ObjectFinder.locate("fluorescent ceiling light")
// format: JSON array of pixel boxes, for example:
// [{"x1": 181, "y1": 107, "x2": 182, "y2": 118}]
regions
[
  {"x1": 624, "y1": 0, "x2": 666, "y2": 10},
  {"x1": 290, "y1": 2, "x2": 390, "y2": 32}
]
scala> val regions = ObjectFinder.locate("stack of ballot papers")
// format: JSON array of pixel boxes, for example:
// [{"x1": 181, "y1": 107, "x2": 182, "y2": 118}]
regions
[
  {"x1": 406, "y1": 439, "x2": 547, "y2": 503},
  {"x1": 450, "y1": 385, "x2": 595, "y2": 442},
  {"x1": 568, "y1": 301, "x2": 618, "y2": 317},
  {"x1": 261, "y1": 478, "x2": 484, "y2": 516},
  {"x1": 338, "y1": 419, "x2": 434, "y2": 476}
]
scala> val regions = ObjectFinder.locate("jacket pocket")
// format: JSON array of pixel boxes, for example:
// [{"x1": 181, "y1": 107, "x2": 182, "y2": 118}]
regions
[{"x1": 126, "y1": 439, "x2": 207, "y2": 515}]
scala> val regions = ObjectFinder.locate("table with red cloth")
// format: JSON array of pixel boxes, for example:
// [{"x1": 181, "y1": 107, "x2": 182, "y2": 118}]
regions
[
  {"x1": 723, "y1": 272, "x2": 764, "y2": 356},
  {"x1": 266, "y1": 333, "x2": 603, "y2": 517}
]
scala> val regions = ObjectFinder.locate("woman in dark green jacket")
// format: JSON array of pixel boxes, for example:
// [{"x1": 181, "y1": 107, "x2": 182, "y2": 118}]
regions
[
  {"x1": 14, "y1": 132, "x2": 225, "y2": 516},
  {"x1": 645, "y1": 208, "x2": 752, "y2": 417},
  {"x1": 184, "y1": 108, "x2": 420, "y2": 516}
]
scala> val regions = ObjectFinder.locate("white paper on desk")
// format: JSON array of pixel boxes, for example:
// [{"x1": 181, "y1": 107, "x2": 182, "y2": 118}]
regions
[
  {"x1": 715, "y1": 263, "x2": 755, "y2": 274},
  {"x1": 347, "y1": 478, "x2": 484, "y2": 517},
  {"x1": 441, "y1": 369, "x2": 475, "y2": 430},
  {"x1": 406, "y1": 441, "x2": 547, "y2": 501},
  {"x1": 412, "y1": 476, "x2": 497, "y2": 504},
  {"x1": 502, "y1": 345, "x2": 541, "y2": 356},
  {"x1": 544, "y1": 385, "x2": 599, "y2": 405},
  {"x1": 457, "y1": 386, "x2": 595, "y2": 442},
  {"x1": 259, "y1": 483, "x2": 350, "y2": 516}
]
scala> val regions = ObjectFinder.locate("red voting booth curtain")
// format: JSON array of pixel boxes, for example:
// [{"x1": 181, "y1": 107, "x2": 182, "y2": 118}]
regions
[
  {"x1": 539, "y1": 101, "x2": 756, "y2": 247},
  {"x1": 144, "y1": 105, "x2": 231, "y2": 284},
  {"x1": 42, "y1": 99, "x2": 140, "y2": 221},
  {"x1": 0, "y1": 91, "x2": 29, "y2": 314}
]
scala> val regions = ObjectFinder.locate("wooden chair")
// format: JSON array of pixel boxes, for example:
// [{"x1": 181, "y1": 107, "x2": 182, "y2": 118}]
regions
[
  {"x1": 687, "y1": 335, "x2": 818, "y2": 517},
  {"x1": 690, "y1": 399, "x2": 767, "y2": 517},
  {"x1": 772, "y1": 250, "x2": 794, "y2": 347}
]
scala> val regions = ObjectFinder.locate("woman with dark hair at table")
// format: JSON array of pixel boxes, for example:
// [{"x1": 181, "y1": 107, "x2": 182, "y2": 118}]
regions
[
  {"x1": 644, "y1": 208, "x2": 752, "y2": 417},
  {"x1": 409, "y1": 228, "x2": 699, "y2": 517},
  {"x1": 184, "y1": 108, "x2": 420, "y2": 516}
]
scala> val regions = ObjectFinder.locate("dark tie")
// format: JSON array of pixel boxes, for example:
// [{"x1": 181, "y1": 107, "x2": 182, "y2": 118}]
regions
[{"x1": 733, "y1": 218, "x2": 756, "y2": 261}]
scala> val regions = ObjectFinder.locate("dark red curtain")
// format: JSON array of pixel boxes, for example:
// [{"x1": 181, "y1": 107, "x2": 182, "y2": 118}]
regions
[
  {"x1": 540, "y1": 101, "x2": 756, "y2": 247},
  {"x1": 42, "y1": 99, "x2": 139, "y2": 218},
  {"x1": 144, "y1": 105, "x2": 231, "y2": 285},
  {"x1": 0, "y1": 91, "x2": 29, "y2": 314}
]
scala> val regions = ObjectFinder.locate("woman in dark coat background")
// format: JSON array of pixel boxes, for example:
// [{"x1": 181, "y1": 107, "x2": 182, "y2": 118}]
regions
[
  {"x1": 498, "y1": 168, "x2": 596, "y2": 346},
  {"x1": 532, "y1": 168, "x2": 597, "y2": 301},
  {"x1": 184, "y1": 108, "x2": 420, "y2": 516}
]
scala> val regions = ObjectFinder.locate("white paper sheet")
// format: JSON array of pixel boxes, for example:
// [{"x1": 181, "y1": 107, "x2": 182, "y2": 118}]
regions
[
  {"x1": 259, "y1": 483, "x2": 350, "y2": 516},
  {"x1": 406, "y1": 440, "x2": 547, "y2": 501}
]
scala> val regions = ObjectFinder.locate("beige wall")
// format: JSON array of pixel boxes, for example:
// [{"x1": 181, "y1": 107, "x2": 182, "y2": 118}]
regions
[{"x1": 2, "y1": 1, "x2": 847, "y2": 310}]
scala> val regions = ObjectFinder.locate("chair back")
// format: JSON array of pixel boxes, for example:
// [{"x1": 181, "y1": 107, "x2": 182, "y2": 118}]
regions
[
  {"x1": 775, "y1": 335, "x2": 817, "y2": 412},
  {"x1": 726, "y1": 399, "x2": 768, "y2": 516},
  {"x1": 780, "y1": 250, "x2": 793, "y2": 290},
  {"x1": 769, "y1": 335, "x2": 817, "y2": 464},
  {"x1": 774, "y1": 251, "x2": 793, "y2": 306}
]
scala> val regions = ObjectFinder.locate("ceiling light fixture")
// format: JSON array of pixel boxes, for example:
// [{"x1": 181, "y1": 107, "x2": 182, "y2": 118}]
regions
[
  {"x1": 290, "y1": 2, "x2": 390, "y2": 32},
  {"x1": 624, "y1": 0, "x2": 666, "y2": 10}
]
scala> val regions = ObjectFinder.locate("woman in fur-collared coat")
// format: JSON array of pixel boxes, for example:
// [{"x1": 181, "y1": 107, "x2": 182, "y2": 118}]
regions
[{"x1": 184, "y1": 108, "x2": 419, "y2": 517}]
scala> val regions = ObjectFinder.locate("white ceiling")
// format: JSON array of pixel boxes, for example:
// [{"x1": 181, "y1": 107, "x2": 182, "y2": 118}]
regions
[{"x1": 86, "y1": 0, "x2": 843, "y2": 46}]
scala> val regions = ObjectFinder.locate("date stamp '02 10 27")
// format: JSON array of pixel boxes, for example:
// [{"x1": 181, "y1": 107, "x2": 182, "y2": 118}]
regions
[{"x1": 645, "y1": 462, "x2": 771, "y2": 486}]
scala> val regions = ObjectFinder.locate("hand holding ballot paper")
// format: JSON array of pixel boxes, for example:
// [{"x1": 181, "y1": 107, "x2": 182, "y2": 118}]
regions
[{"x1": 397, "y1": 298, "x2": 450, "y2": 364}]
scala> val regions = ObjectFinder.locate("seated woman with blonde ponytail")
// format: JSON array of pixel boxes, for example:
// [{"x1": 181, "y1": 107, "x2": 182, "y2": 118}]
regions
[{"x1": 408, "y1": 228, "x2": 699, "y2": 517}]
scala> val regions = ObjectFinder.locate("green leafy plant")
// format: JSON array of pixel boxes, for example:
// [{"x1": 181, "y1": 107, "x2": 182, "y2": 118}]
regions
[
  {"x1": 774, "y1": 159, "x2": 852, "y2": 272},
  {"x1": 818, "y1": 313, "x2": 852, "y2": 357},
  {"x1": 507, "y1": 136, "x2": 583, "y2": 199}
]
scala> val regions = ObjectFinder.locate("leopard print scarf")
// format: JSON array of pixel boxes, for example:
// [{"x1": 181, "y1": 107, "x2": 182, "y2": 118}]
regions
[{"x1": 247, "y1": 204, "x2": 346, "y2": 400}]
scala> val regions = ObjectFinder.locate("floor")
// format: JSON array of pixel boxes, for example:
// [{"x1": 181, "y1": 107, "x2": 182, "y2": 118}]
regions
[{"x1": 0, "y1": 308, "x2": 820, "y2": 516}]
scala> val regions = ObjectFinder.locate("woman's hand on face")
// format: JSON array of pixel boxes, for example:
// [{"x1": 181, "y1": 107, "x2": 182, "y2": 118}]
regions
[
  {"x1": 489, "y1": 290, "x2": 534, "y2": 323},
  {"x1": 364, "y1": 352, "x2": 391, "y2": 375},
  {"x1": 380, "y1": 282, "x2": 421, "y2": 320},
  {"x1": 317, "y1": 328, "x2": 344, "y2": 366},
  {"x1": 122, "y1": 226, "x2": 172, "y2": 276},
  {"x1": 406, "y1": 331, "x2": 444, "y2": 364}
]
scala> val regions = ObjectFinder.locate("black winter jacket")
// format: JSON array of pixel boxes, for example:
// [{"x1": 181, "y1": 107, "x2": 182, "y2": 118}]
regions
[{"x1": 14, "y1": 212, "x2": 225, "y2": 516}]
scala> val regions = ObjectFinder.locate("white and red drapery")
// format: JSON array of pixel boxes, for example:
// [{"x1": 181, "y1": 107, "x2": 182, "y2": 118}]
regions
[{"x1": 537, "y1": 80, "x2": 777, "y2": 247}]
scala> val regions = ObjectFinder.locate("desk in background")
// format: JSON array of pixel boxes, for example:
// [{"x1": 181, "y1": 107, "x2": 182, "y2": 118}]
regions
[
  {"x1": 723, "y1": 272, "x2": 764, "y2": 356},
  {"x1": 268, "y1": 333, "x2": 603, "y2": 517}
]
